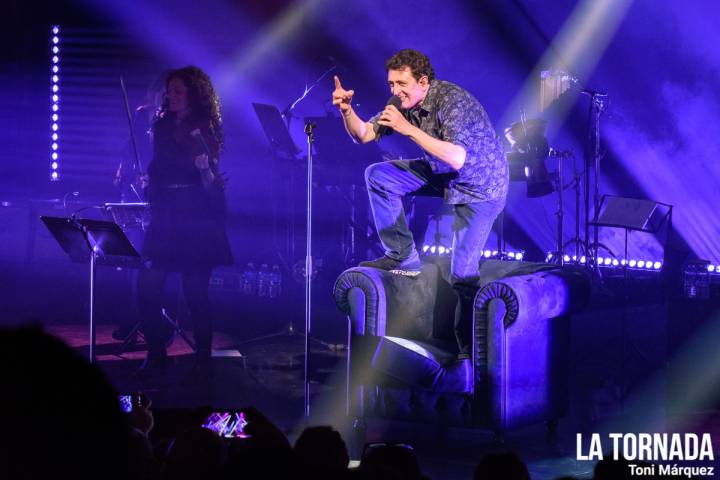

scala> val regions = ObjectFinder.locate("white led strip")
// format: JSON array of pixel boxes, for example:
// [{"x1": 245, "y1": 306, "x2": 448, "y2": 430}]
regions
[{"x1": 50, "y1": 25, "x2": 60, "y2": 181}]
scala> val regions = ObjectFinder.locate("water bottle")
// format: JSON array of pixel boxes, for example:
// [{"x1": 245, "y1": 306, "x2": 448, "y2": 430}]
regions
[
  {"x1": 242, "y1": 262, "x2": 257, "y2": 296},
  {"x1": 257, "y1": 264, "x2": 270, "y2": 297},
  {"x1": 269, "y1": 264, "x2": 282, "y2": 298}
]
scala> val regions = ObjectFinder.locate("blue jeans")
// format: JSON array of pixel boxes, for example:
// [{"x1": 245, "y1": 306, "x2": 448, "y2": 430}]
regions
[{"x1": 365, "y1": 159, "x2": 506, "y2": 355}]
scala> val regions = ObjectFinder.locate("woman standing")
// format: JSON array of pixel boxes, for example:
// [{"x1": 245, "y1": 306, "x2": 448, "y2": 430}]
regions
[{"x1": 139, "y1": 66, "x2": 232, "y2": 373}]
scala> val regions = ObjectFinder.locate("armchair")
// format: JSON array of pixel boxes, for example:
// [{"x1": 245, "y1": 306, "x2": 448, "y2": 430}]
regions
[{"x1": 333, "y1": 256, "x2": 590, "y2": 434}]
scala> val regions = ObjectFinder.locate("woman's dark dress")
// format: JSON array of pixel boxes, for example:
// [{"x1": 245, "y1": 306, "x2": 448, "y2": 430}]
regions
[{"x1": 139, "y1": 114, "x2": 232, "y2": 358}]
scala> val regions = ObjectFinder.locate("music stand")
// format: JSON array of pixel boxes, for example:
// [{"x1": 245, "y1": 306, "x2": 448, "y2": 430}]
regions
[
  {"x1": 41, "y1": 216, "x2": 142, "y2": 363},
  {"x1": 590, "y1": 195, "x2": 672, "y2": 265},
  {"x1": 252, "y1": 103, "x2": 300, "y2": 158},
  {"x1": 588, "y1": 195, "x2": 672, "y2": 409}
]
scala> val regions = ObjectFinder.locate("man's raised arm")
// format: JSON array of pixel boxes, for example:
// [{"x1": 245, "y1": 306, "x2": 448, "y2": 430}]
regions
[{"x1": 332, "y1": 75, "x2": 376, "y2": 144}]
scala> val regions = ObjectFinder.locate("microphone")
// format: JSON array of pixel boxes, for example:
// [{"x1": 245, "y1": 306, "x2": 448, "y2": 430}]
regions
[
  {"x1": 190, "y1": 129, "x2": 212, "y2": 157},
  {"x1": 377, "y1": 95, "x2": 402, "y2": 137}
]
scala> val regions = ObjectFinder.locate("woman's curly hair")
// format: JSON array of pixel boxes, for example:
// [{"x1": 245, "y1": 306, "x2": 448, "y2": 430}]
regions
[{"x1": 160, "y1": 65, "x2": 224, "y2": 154}]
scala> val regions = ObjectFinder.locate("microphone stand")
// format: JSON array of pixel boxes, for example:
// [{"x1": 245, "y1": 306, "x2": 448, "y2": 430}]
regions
[
  {"x1": 581, "y1": 89, "x2": 608, "y2": 270},
  {"x1": 303, "y1": 120, "x2": 316, "y2": 419}
]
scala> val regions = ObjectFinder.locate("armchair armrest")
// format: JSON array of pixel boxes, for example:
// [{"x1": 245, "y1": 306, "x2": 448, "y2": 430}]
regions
[
  {"x1": 473, "y1": 267, "x2": 591, "y2": 430},
  {"x1": 333, "y1": 260, "x2": 456, "y2": 341}
]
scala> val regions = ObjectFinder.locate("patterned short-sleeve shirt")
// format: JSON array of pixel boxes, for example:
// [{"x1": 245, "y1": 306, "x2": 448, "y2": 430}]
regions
[{"x1": 370, "y1": 79, "x2": 509, "y2": 204}]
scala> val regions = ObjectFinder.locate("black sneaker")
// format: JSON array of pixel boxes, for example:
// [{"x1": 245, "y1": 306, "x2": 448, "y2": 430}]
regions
[{"x1": 358, "y1": 255, "x2": 422, "y2": 277}]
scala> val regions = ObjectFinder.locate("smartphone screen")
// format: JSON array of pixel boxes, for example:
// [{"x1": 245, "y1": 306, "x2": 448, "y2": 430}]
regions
[
  {"x1": 119, "y1": 395, "x2": 133, "y2": 413},
  {"x1": 119, "y1": 394, "x2": 143, "y2": 413},
  {"x1": 202, "y1": 411, "x2": 251, "y2": 438}
]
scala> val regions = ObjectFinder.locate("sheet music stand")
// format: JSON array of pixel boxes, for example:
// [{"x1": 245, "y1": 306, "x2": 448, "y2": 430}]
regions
[
  {"x1": 41, "y1": 216, "x2": 142, "y2": 363},
  {"x1": 252, "y1": 103, "x2": 300, "y2": 158},
  {"x1": 590, "y1": 195, "x2": 672, "y2": 265},
  {"x1": 588, "y1": 195, "x2": 672, "y2": 409}
]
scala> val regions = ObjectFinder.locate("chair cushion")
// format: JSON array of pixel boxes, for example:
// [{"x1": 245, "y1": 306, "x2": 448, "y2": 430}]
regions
[{"x1": 369, "y1": 336, "x2": 473, "y2": 394}]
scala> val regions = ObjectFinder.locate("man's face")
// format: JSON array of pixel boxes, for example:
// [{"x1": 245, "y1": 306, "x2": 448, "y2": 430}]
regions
[{"x1": 387, "y1": 66, "x2": 429, "y2": 109}]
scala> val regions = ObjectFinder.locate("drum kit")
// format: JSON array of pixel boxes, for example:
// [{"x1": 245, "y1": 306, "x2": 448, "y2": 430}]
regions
[{"x1": 502, "y1": 69, "x2": 608, "y2": 267}]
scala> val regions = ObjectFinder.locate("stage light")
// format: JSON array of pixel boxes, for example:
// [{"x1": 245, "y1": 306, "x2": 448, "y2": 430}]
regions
[
  {"x1": 645, "y1": 260, "x2": 653, "y2": 270},
  {"x1": 653, "y1": 261, "x2": 662, "y2": 270},
  {"x1": 603, "y1": 257, "x2": 612, "y2": 266},
  {"x1": 483, "y1": 250, "x2": 492, "y2": 258},
  {"x1": 507, "y1": 252, "x2": 516, "y2": 259},
  {"x1": 621, "y1": 259, "x2": 627, "y2": 266},
  {"x1": 637, "y1": 260, "x2": 646, "y2": 268},
  {"x1": 629, "y1": 259, "x2": 637, "y2": 267},
  {"x1": 430, "y1": 246, "x2": 436, "y2": 254},
  {"x1": 572, "y1": 255, "x2": 577, "y2": 262},
  {"x1": 515, "y1": 252, "x2": 524, "y2": 260},
  {"x1": 580, "y1": 256, "x2": 587, "y2": 263},
  {"x1": 438, "y1": 246, "x2": 446, "y2": 255},
  {"x1": 563, "y1": 254, "x2": 570, "y2": 262},
  {"x1": 50, "y1": 23, "x2": 60, "y2": 182},
  {"x1": 612, "y1": 259, "x2": 619, "y2": 266},
  {"x1": 422, "y1": 245, "x2": 429, "y2": 253}
]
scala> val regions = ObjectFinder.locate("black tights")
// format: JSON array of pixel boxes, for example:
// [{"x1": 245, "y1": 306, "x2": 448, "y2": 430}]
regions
[{"x1": 137, "y1": 266, "x2": 213, "y2": 357}]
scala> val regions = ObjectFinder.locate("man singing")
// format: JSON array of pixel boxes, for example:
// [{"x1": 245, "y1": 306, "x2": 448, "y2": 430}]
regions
[{"x1": 332, "y1": 49, "x2": 508, "y2": 358}]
